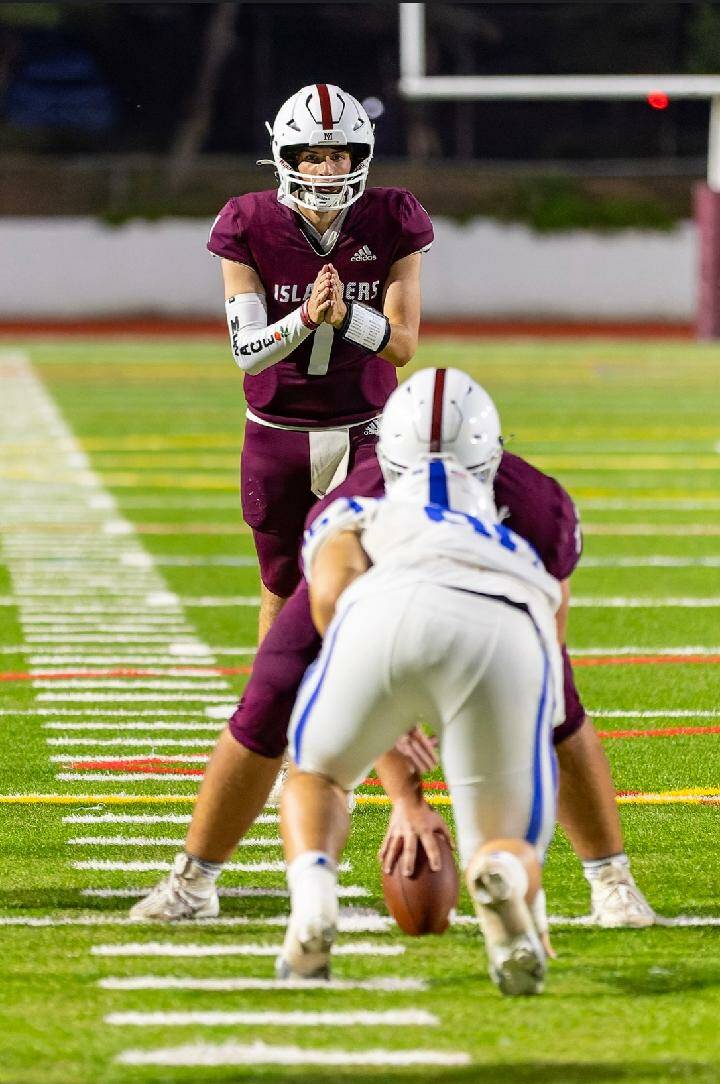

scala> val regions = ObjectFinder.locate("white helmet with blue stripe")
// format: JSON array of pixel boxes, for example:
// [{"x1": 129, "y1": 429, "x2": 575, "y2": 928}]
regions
[
  {"x1": 386, "y1": 456, "x2": 497, "y2": 519},
  {"x1": 378, "y1": 367, "x2": 503, "y2": 490}
]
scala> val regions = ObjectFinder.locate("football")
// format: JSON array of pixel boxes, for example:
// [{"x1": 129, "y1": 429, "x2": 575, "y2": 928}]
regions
[{"x1": 382, "y1": 832, "x2": 459, "y2": 935}]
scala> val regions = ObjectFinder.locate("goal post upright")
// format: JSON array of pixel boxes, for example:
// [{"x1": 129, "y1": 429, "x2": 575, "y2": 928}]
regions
[{"x1": 398, "y1": 2, "x2": 720, "y2": 337}]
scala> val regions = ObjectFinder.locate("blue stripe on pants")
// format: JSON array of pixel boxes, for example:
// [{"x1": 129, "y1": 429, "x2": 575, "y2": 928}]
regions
[
  {"x1": 291, "y1": 606, "x2": 352, "y2": 765},
  {"x1": 525, "y1": 638, "x2": 550, "y2": 847}
]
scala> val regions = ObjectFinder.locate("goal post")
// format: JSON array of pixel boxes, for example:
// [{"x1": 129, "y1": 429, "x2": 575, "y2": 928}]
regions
[{"x1": 398, "y1": 2, "x2": 720, "y2": 337}]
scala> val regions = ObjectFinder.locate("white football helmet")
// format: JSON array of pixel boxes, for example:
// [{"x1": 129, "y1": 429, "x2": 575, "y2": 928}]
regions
[
  {"x1": 378, "y1": 368, "x2": 503, "y2": 488},
  {"x1": 386, "y1": 458, "x2": 497, "y2": 520},
  {"x1": 267, "y1": 83, "x2": 374, "y2": 213}
]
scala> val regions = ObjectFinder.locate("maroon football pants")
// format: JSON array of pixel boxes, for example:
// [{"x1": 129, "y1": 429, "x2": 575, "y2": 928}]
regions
[{"x1": 240, "y1": 419, "x2": 378, "y2": 598}]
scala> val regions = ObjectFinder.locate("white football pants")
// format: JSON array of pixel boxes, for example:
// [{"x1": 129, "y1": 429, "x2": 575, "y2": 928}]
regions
[{"x1": 289, "y1": 582, "x2": 559, "y2": 867}]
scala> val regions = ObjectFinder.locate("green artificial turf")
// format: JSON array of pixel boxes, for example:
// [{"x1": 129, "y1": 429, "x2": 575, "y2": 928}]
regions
[{"x1": 0, "y1": 336, "x2": 719, "y2": 1083}]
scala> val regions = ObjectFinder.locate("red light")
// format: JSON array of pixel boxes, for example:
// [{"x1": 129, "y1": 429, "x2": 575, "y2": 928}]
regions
[{"x1": 647, "y1": 91, "x2": 669, "y2": 110}]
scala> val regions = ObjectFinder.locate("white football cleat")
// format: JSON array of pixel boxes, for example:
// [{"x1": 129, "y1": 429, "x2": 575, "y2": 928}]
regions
[
  {"x1": 467, "y1": 851, "x2": 545, "y2": 996},
  {"x1": 590, "y1": 860, "x2": 655, "y2": 928},
  {"x1": 275, "y1": 915, "x2": 336, "y2": 981},
  {"x1": 277, "y1": 856, "x2": 339, "y2": 980},
  {"x1": 129, "y1": 852, "x2": 219, "y2": 921}
]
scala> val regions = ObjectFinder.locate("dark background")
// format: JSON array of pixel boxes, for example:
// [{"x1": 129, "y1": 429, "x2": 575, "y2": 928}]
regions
[{"x1": 3, "y1": 2, "x2": 719, "y2": 222}]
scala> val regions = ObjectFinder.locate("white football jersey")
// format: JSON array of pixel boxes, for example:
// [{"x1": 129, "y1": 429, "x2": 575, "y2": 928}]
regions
[
  {"x1": 302, "y1": 459, "x2": 561, "y2": 616},
  {"x1": 301, "y1": 458, "x2": 564, "y2": 727}
]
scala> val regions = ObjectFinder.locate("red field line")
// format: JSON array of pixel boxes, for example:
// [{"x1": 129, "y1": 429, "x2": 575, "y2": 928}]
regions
[
  {"x1": 68, "y1": 759, "x2": 449, "y2": 790},
  {"x1": 66, "y1": 727, "x2": 720, "y2": 770},
  {"x1": 0, "y1": 666, "x2": 251, "y2": 681},
  {"x1": 0, "y1": 318, "x2": 695, "y2": 340},
  {"x1": 72, "y1": 759, "x2": 205, "y2": 774},
  {"x1": 6, "y1": 653, "x2": 718, "y2": 682},
  {"x1": 597, "y1": 725, "x2": 720, "y2": 739}
]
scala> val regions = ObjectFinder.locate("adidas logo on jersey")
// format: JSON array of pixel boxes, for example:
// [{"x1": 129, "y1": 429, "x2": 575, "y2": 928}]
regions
[{"x1": 350, "y1": 244, "x2": 376, "y2": 262}]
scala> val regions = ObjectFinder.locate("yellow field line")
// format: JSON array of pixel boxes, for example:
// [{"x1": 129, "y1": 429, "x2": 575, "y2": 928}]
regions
[
  {"x1": 0, "y1": 790, "x2": 717, "y2": 807},
  {"x1": 621, "y1": 786, "x2": 720, "y2": 797}
]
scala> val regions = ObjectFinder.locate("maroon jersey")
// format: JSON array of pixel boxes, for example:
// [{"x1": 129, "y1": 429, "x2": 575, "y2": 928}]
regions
[{"x1": 208, "y1": 187, "x2": 434, "y2": 428}]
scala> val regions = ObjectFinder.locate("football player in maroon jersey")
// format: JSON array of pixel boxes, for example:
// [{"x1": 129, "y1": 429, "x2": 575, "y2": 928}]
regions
[{"x1": 208, "y1": 83, "x2": 433, "y2": 640}]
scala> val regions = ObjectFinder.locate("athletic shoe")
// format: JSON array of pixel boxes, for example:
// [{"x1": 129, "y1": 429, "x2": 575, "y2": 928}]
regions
[
  {"x1": 129, "y1": 852, "x2": 219, "y2": 921},
  {"x1": 590, "y1": 860, "x2": 656, "y2": 928},
  {"x1": 467, "y1": 852, "x2": 545, "y2": 996},
  {"x1": 275, "y1": 915, "x2": 336, "y2": 981}
]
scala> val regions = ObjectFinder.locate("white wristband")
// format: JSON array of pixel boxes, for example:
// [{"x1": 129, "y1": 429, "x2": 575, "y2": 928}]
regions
[
  {"x1": 337, "y1": 302, "x2": 391, "y2": 354},
  {"x1": 225, "y1": 293, "x2": 317, "y2": 375}
]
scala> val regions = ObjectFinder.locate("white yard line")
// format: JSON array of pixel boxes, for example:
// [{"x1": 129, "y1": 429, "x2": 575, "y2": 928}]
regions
[
  {"x1": 591, "y1": 709, "x2": 720, "y2": 718},
  {"x1": 51, "y1": 755, "x2": 210, "y2": 764},
  {"x1": 48, "y1": 739, "x2": 214, "y2": 747},
  {"x1": 41, "y1": 694, "x2": 230, "y2": 703},
  {"x1": 82, "y1": 885, "x2": 369, "y2": 899},
  {"x1": 0, "y1": 914, "x2": 391, "y2": 932},
  {"x1": 101, "y1": 976, "x2": 425, "y2": 991},
  {"x1": 582, "y1": 525, "x2": 720, "y2": 536},
  {"x1": 44, "y1": 721, "x2": 220, "y2": 729},
  {"x1": 573, "y1": 646, "x2": 720, "y2": 655},
  {"x1": 549, "y1": 914, "x2": 720, "y2": 928},
  {"x1": 572, "y1": 597, "x2": 720, "y2": 607},
  {"x1": 66, "y1": 835, "x2": 281, "y2": 847},
  {"x1": 23, "y1": 635, "x2": 213, "y2": 644},
  {"x1": 30, "y1": 657, "x2": 218, "y2": 666},
  {"x1": 581, "y1": 557, "x2": 720, "y2": 568},
  {"x1": 58, "y1": 773, "x2": 208, "y2": 782},
  {"x1": 64, "y1": 813, "x2": 279, "y2": 825},
  {"x1": 92, "y1": 941, "x2": 402, "y2": 958},
  {"x1": 579, "y1": 499, "x2": 720, "y2": 510},
  {"x1": 35, "y1": 682, "x2": 226, "y2": 692},
  {"x1": 75, "y1": 860, "x2": 349, "y2": 873},
  {"x1": 0, "y1": 596, "x2": 261, "y2": 607},
  {"x1": 116, "y1": 1041, "x2": 469, "y2": 1067},
  {"x1": 107, "y1": 1010, "x2": 436, "y2": 1027}
]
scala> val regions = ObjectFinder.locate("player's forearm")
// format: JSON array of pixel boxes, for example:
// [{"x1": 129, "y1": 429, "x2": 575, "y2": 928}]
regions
[
  {"x1": 556, "y1": 578, "x2": 571, "y2": 644},
  {"x1": 379, "y1": 322, "x2": 418, "y2": 369},
  {"x1": 374, "y1": 748, "x2": 424, "y2": 807},
  {"x1": 308, "y1": 533, "x2": 369, "y2": 634},
  {"x1": 309, "y1": 576, "x2": 349, "y2": 635},
  {"x1": 225, "y1": 293, "x2": 315, "y2": 376},
  {"x1": 309, "y1": 563, "x2": 364, "y2": 634}
]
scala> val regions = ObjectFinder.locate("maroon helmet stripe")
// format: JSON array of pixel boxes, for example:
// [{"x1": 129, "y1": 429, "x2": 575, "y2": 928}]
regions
[
  {"x1": 316, "y1": 84, "x2": 333, "y2": 130},
  {"x1": 429, "y1": 369, "x2": 446, "y2": 453}
]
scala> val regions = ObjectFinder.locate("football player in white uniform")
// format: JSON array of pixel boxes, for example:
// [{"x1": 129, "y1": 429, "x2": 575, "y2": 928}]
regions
[{"x1": 277, "y1": 368, "x2": 565, "y2": 996}]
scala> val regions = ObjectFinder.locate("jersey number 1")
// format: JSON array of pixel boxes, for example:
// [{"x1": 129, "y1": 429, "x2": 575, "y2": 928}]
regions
[{"x1": 307, "y1": 324, "x2": 334, "y2": 376}]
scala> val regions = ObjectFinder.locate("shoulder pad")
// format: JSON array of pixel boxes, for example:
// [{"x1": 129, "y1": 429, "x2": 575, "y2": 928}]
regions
[{"x1": 302, "y1": 497, "x2": 378, "y2": 581}]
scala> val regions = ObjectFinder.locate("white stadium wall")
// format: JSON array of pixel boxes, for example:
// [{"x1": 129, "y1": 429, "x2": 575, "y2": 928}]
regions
[{"x1": 2, "y1": 216, "x2": 696, "y2": 321}]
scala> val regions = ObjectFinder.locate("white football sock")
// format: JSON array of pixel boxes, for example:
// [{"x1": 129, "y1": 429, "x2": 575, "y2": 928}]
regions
[
  {"x1": 287, "y1": 851, "x2": 338, "y2": 941},
  {"x1": 582, "y1": 852, "x2": 629, "y2": 883}
]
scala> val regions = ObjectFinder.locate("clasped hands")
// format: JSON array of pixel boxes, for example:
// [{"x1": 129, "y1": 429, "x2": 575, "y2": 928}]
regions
[{"x1": 306, "y1": 264, "x2": 347, "y2": 329}]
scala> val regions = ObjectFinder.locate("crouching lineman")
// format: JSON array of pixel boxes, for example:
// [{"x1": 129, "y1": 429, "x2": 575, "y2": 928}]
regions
[{"x1": 277, "y1": 369, "x2": 563, "y2": 996}]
